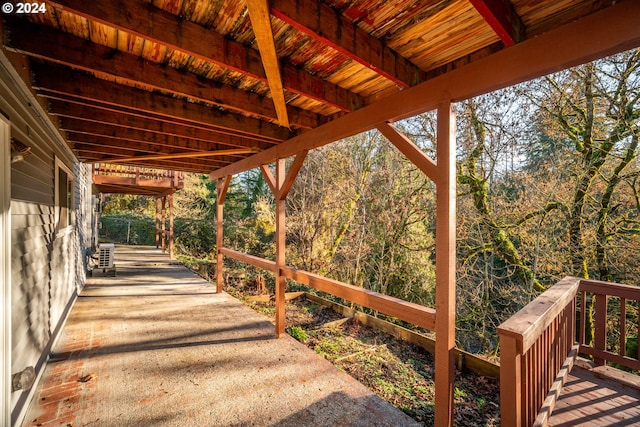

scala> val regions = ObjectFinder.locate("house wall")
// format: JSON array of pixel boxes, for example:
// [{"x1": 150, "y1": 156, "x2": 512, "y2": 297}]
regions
[{"x1": 0, "y1": 54, "x2": 94, "y2": 425}]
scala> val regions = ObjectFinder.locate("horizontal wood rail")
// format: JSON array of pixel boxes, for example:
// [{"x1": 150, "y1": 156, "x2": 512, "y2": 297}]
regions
[
  {"x1": 218, "y1": 247, "x2": 276, "y2": 273},
  {"x1": 219, "y1": 247, "x2": 436, "y2": 331},
  {"x1": 93, "y1": 163, "x2": 185, "y2": 183},
  {"x1": 498, "y1": 276, "x2": 640, "y2": 427},
  {"x1": 578, "y1": 279, "x2": 640, "y2": 371}
]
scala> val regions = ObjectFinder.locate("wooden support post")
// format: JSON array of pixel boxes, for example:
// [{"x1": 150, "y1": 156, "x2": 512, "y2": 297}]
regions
[
  {"x1": 275, "y1": 158, "x2": 287, "y2": 337},
  {"x1": 435, "y1": 101, "x2": 456, "y2": 427},
  {"x1": 216, "y1": 176, "x2": 230, "y2": 293},
  {"x1": 500, "y1": 335, "x2": 523, "y2": 427},
  {"x1": 155, "y1": 197, "x2": 160, "y2": 248},
  {"x1": 168, "y1": 192, "x2": 174, "y2": 259},
  {"x1": 161, "y1": 195, "x2": 166, "y2": 254}
]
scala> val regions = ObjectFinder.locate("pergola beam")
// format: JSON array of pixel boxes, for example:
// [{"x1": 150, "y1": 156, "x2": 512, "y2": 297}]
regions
[
  {"x1": 270, "y1": 0, "x2": 425, "y2": 88},
  {"x1": 247, "y1": 0, "x2": 290, "y2": 128},
  {"x1": 469, "y1": 0, "x2": 525, "y2": 46},
  {"x1": 4, "y1": 20, "x2": 319, "y2": 129},
  {"x1": 49, "y1": 0, "x2": 364, "y2": 112},
  {"x1": 211, "y1": 1, "x2": 640, "y2": 179}
]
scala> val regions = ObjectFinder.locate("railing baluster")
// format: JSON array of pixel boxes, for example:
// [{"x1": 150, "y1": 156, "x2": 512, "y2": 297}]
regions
[
  {"x1": 580, "y1": 291, "x2": 586, "y2": 345},
  {"x1": 620, "y1": 297, "x2": 626, "y2": 357},
  {"x1": 594, "y1": 292, "x2": 608, "y2": 365}
]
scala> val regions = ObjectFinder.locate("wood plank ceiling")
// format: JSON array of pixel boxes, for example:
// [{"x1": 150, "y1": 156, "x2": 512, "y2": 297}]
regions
[{"x1": 1, "y1": 0, "x2": 637, "y2": 174}]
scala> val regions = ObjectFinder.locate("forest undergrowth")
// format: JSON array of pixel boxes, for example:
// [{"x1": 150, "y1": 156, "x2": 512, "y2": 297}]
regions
[{"x1": 217, "y1": 266, "x2": 500, "y2": 427}]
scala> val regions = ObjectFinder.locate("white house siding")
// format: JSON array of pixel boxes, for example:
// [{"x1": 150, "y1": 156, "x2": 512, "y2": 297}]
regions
[{"x1": 0, "y1": 54, "x2": 93, "y2": 425}]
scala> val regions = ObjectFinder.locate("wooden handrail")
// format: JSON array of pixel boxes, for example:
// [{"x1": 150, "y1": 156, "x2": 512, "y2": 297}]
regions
[
  {"x1": 498, "y1": 276, "x2": 640, "y2": 426},
  {"x1": 577, "y1": 278, "x2": 640, "y2": 370},
  {"x1": 498, "y1": 277, "x2": 581, "y2": 353},
  {"x1": 93, "y1": 163, "x2": 185, "y2": 183},
  {"x1": 218, "y1": 247, "x2": 436, "y2": 331},
  {"x1": 498, "y1": 277, "x2": 579, "y2": 427}
]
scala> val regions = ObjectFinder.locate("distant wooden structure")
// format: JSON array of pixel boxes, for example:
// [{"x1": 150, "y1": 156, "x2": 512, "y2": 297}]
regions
[
  {"x1": 2, "y1": 1, "x2": 639, "y2": 426},
  {"x1": 92, "y1": 163, "x2": 184, "y2": 258}
]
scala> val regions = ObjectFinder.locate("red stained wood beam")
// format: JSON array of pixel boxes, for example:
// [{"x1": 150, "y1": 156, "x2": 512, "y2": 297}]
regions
[
  {"x1": 4, "y1": 19, "x2": 320, "y2": 129},
  {"x1": 30, "y1": 63, "x2": 292, "y2": 142},
  {"x1": 58, "y1": 116, "x2": 266, "y2": 152},
  {"x1": 271, "y1": 0, "x2": 426, "y2": 88},
  {"x1": 70, "y1": 140, "x2": 233, "y2": 170},
  {"x1": 247, "y1": 0, "x2": 290, "y2": 127},
  {"x1": 211, "y1": 2, "x2": 640, "y2": 179},
  {"x1": 47, "y1": 99, "x2": 276, "y2": 148},
  {"x1": 49, "y1": 0, "x2": 364, "y2": 112},
  {"x1": 469, "y1": 0, "x2": 524, "y2": 46}
]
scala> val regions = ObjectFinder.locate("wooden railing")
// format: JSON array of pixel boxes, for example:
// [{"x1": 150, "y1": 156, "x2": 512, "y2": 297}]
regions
[
  {"x1": 93, "y1": 163, "x2": 185, "y2": 185},
  {"x1": 219, "y1": 247, "x2": 436, "y2": 331},
  {"x1": 498, "y1": 277, "x2": 640, "y2": 427}
]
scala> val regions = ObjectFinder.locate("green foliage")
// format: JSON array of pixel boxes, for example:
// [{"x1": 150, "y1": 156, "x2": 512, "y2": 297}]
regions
[
  {"x1": 100, "y1": 214, "x2": 155, "y2": 245},
  {"x1": 287, "y1": 326, "x2": 308, "y2": 343}
]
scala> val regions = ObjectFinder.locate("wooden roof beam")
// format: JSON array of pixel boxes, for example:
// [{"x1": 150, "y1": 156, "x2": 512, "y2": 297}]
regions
[
  {"x1": 58, "y1": 117, "x2": 266, "y2": 151},
  {"x1": 469, "y1": 0, "x2": 524, "y2": 46},
  {"x1": 247, "y1": 0, "x2": 290, "y2": 128},
  {"x1": 70, "y1": 137, "x2": 244, "y2": 166},
  {"x1": 70, "y1": 140, "x2": 237, "y2": 169},
  {"x1": 270, "y1": 0, "x2": 426, "y2": 88},
  {"x1": 97, "y1": 148, "x2": 257, "y2": 164},
  {"x1": 47, "y1": 99, "x2": 276, "y2": 148},
  {"x1": 62, "y1": 128, "x2": 226, "y2": 156},
  {"x1": 211, "y1": 1, "x2": 640, "y2": 179},
  {"x1": 81, "y1": 152, "x2": 218, "y2": 173},
  {"x1": 3, "y1": 20, "x2": 318, "y2": 130},
  {"x1": 49, "y1": 0, "x2": 364, "y2": 112},
  {"x1": 31, "y1": 63, "x2": 292, "y2": 142}
]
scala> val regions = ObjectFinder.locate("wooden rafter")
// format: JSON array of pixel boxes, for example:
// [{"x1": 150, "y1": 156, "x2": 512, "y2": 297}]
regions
[
  {"x1": 73, "y1": 145, "x2": 229, "y2": 171},
  {"x1": 247, "y1": 0, "x2": 290, "y2": 128},
  {"x1": 211, "y1": 2, "x2": 640, "y2": 179},
  {"x1": 4, "y1": 20, "x2": 318, "y2": 129},
  {"x1": 469, "y1": 0, "x2": 524, "y2": 46},
  {"x1": 31, "y1": 64, "x2": 292, "y2": 142},
  {"x1": 81, "y1": 152, "x2": 225, "y2": 173},
  {"x1": 58, "y1": 117, "x2": 265, "y2": 151},
  {"x1": 48, "y1": 100, "x2": 276, "y2": 149},
  {"x1": 97, "y1": 148, "x2": 257, "y2": 164},
  {"x1": 270, "y1": 0, "x2": 426, "y2": 88},
  {"x1": 49, "y1": 0, "x2": 364, "y2": 112}
]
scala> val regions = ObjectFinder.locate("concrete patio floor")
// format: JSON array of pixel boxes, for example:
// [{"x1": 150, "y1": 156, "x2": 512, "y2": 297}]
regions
[{"x1": 22, "y1": 245, "x2": 419, "y2": 426}]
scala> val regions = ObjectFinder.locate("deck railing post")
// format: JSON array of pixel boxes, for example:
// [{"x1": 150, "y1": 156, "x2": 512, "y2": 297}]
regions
[
  {"x1": 168, "y1": 192, "x2": 174, "y2": 259},
  {"x1": 499, "y1": 334, "x2": 522, "y2": 427},
  {"x1": 275, "y1": 158, "x2": 287, "y2": 337},
  {"x1": 161, "y1": 196, "x2": 166, "y2": 254},
  {"x1": 435, "y1": 101, "x2": 456, "y2": 427},
  {"x1": 216, "y1": 176, "x2": 230, "y2": 293},
  {"x1": 155, "y1": 197, "x2": 160, "y2": 248}
]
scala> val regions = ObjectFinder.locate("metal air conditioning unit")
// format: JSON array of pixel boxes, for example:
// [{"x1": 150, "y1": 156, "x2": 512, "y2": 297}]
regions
[{"x1": 98, "y1": 243, "x2": 116, "y2": 275}]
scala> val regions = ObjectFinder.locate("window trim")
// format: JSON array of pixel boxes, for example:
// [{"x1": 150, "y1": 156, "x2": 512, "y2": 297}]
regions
[{"x1": 54, "y1": 156, "x2": 74, "y2": 234}]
